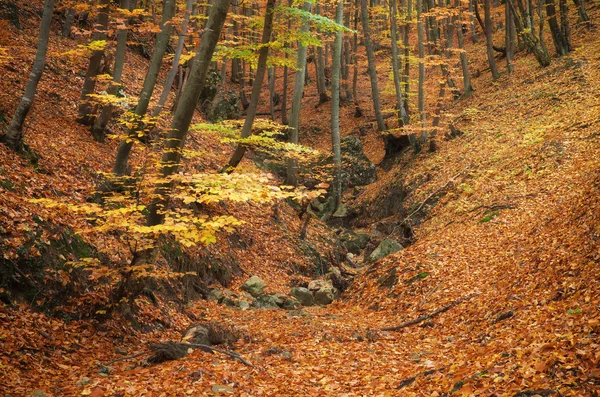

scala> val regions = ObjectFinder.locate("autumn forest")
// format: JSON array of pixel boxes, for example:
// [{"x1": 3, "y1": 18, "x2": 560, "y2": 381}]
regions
[{"x1": 0, "y1": 0, "x2": 599, "y2": 394}]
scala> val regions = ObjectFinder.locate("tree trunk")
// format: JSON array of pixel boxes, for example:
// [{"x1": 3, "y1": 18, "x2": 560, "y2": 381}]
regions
[
  {"x1": 352, "y1": 0, "x2": 359, "y2": 104},
  {"x1": 113, "y1": 0, "x2": 176, "y2": 176},
  {"x1": 572, "y1": 0, "x2": 590, "y2": 23},
  {"x1": 331, "y1": 0, "x2": 344, "y2": 209},
  {"x1": 315, "y1": 4, "x2": 329, "y2": 104},
  {"x1": 281, "y1": 0, "x2": 292, "y2": 125},
  {"x1": 483, "y1": 0, "x2": 500, "y2": 79},
  {"x1": 91, "y1": 0, "x2": 133, "y2": 142},
  {"x1": 506, "y1": 0, "x2": 515, "y2": 73},
  {"x1": 456, "y1": 18, "x2": 473, "y2": 95},
  {"x1": 417, "y1": 0, "x2": 426, "y2": 142},
  {"x1": 268, "y1": 66, "x2": 276, "y2": 120},
  {"x1": 62, "y1": 7, "x2": 75, "y2": 37},
  {"x1": 225, "y1": 0, "x2": 277, "y2": 171},
  {"x1": 77, "y1": 0, "x2": 110, "y2": 126},
  {"x1": 403, "y1": 0, "x2": 411, "y2": 117},
  {"x1": 507, "y1": 0, "x2": 551, "y2": 66},
  {"x1": 153, "y1": 0, "x2": 195, "y2": 117},
  {"x1": 389, "y1": 0, "x2": 408, "y2": 127},
  {"x1": 285, "y1": 0, "x2": 312, "y2": 185},
  {"x1": 147, "y1": 0, "x2": 232, "y2": 227},
  {"x1": 2, "y1": 0, "x2": 55, "y2": 152},
  {"x1": 546, "y1": 0, "x2": 569, "y2": 55},
  {"x1": 360, "y1": 0, "x2": 386, "y2": 131}
]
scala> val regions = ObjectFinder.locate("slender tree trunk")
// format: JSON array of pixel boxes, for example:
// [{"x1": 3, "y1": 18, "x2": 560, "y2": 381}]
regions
[
  {"x1": 403, "y1": 0, "x2": 411, "y2": 117},
  {"x1": 456, "y1": 18, "x2": 473, "y2": 95},
  {"x1": 572, "y1": 0, "x2": 590, "y2": 23},
  {"x1": 390, "y1": 0, "x2": 408, "y2": 127},
  {"x1": 147, "y1": 0, "x2": 232, "y2": 227},
  {"x1": 63, "y1": 7, "x2": 75, "y2": 37},
  {"x1": 468, "y1": 0, "x2": 478, "y2": 43},
  {"x1": 281, "y1": 0, "x2": 292, "y2": 125},
  {"x1": 352, "y1": 0, "x2": 359, "y2": 104},
  {"x1": 508, "y1": 0, "x2": 551, "y2": 66},
  {"x1": 506, "y1": 0, "x2": 515, "y2": 73},
  {"x1": 315, "y1": 4, "x2": 329, "y2": 104},
  {"x1": 91, "y1": 0, "x2": 133, "y2": 142},
  {"x1": 153, "y1": 0, "x2": 194, "y2": 118},
  {"x1": 483, "y1": 0, "x2": 500, "y2": 79},
  {"x1": 285, "y1": 0, "x2": 312, "y2": 185},
  {"x1": 77, "y1": 0, "x2": 110, "y2": 126},
  {"x1": 360, "y1": 0, "x2": 386, "y2": 131},
  {"x1": 2, "y1": 0, "x2": 55, "y2": 152},
  {"x1": 113, "y1": 0, "x2": 176, "y2": 176},
  {"x1": 226, "y1": 0, "x2": 277, "y2": 171},
  {"x1": 268, "y1": 66, "x2": 276, "y2": 120},
  {"x1": 417, "y1": 0, "x2": 426, "y2": 141},
  {"x1": 331, "y1": 0, "x2": 344, "y2": 209}
]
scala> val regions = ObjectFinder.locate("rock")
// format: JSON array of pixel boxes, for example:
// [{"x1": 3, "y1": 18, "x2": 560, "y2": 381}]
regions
[
  {"x1": 314, "y1": 287, "x2": 337, "y2": 305},
  {"x1": 273, "y1": 294, "x2": 287, "y2": 307},
  {"x1": 27, "y1": 392, "x2": 46, "y2": 397},
  {"x1": 290, "y1": 287, "x2": 314, "y2": 306},
  {"x1": 252, "y1": 294, "x2": 280, "y2": 309},
  {"x1": 204, "y1": 89, "x2": 240, "y2": 122},
  {"x1": 235, "y1": 300, "x2": 250, "y2": 310},
  {"x1": 76, "y1": 377, "x2": 92, "y2": 386},
  {"x1": 221, "y1": 297, "x2": 236, "y2": 307},
  {"x1": 340, "y1": 136, "x2": 377, "y2": 187},
  {"x1": 241, "y1": 291, "x2": 254, "y2": 300},
  {"x1": 280, "y1": 350, "x2": 293, "y2": 360},
  {"x1": 326, "y1": 267, "x2": 350, "y2": 292},
  {"x1": 241, "y1": 275, "x2": 266, "y2": 297},
  {"x1": 332, "y1": 203, "x2": 349, "y2": 218},
  {"x1": 222, "y1": 289, "x2": 237, "y2": 298},
  {"x1": 368, "y1": 238, "x2": 404, "y2": 263},
  {"x1": 286, "y1": 310, "x2": 309, "y2": 318},
  {"x1": 211, "y1": 384, "x2": 234, "y2": 394},
  {"x1": 308, "y1": 280, "x2": 331, "y2": 292},
  {"x1": 182, "y1": 325, "x2": 211, "y2": 345},
  {"x1": 207, "y1": 288, "x2": 223, "y2": 302},
  {"x1": 339, "y1": 230, "x2": 370, "y2": 254},
  {"x1": 282, "y1": 297, "x2": 301, "y2": 310}
]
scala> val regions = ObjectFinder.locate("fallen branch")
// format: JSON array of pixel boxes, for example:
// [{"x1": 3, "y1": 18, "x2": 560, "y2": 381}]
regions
[
  {"x1": 104, "y1": 351, "x2": 150, "y2": 366},
  {"x1": 147, "y1": 341, "x2": 254, "y2": 367},
  {"x1": 415, "y1": 279, "x2": 445, "y2": 311},
  {"x1": 381, "y1": 293, "x2": 479, "y2": 331}
]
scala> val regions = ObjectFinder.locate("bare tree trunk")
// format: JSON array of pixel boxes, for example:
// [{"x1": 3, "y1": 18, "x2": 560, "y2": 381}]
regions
[
  {"x1": 225, "y1": 0, "x2": 277, "y2": 171},
  {"x1": 506, "y1": 0, "x2": 515, "y2": 73},
  {"x1": 268, "y1": 66, "x2": 276, "y2": 120},
  {"x1": 331, "y1": 0, "x2": 344, "y2": 209},
  {"x1": 483, "y1": 0, "x2": 500, "y2": 79},
  {"x1": 2, "y1": 0, "x2": 55, "y2": 152},
  {"x1": 352, "y1": 0, "x2": 359, "y2": 104},
  {"x1": 508, "y1": 0, "x2": 551, "y2": 66},
  {"x1": 77, "y1": 0, "x2": 110, "y2": 126},
  {"x1": 572, "y1": 0, "x2": 590, "y2": 23},
  {"x1": 390, "y1": 0, "x2": 408, "y2": 127},
  {"x1": 281, "y1": 0, "x2": 292, "y2": 125},
  {"x1": 91, "y1": 0, "x2": 133, "y2": 142},
  {"x1": 113, "y1": 0, "x2": 176, "y2": 176},
  {"x1": 456, "y1": 18, "x2": 473, "y2": 95},
  {"x1": 403, "y1": 0, "x2": 411, "y2": 117},
  {"x1": 153, "y1": 0, "x2": 195, "y2": 117},
  {"x1": 147, "y1": 0, "x2": 232, "y2": 227},
  {"x1": 417, "y1": 0, "x2": 426, "y2": 144},
  {"x1": 286, "y1": 0, "x2": 312, "y2": 185},
  {"x1": 62, "y1": 7, "x2": 75, "y2": 37},
  {"x1": 360, "y1": 0, "x2": 386, "y2": 131},
  {"x1": 315, "y1": 4, "x2": 329, "y2": 104}
]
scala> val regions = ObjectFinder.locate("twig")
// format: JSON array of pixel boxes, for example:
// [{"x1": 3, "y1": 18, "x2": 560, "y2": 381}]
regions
[
  {"x1": 104, "y1": 351, "x2": 150, "y2": 366},
  {"x1": 403, "y1": 165, "x2": 471, "y2": 223},
  {"x1": 381, "y1": 293, "x2": 479, "y2": 331},
  {"x1": 179, "y1": 343, "x2": 254, "y2": 367},
  {"x1": 415, "y1": 279, "x2": 445, "y2": 311}
]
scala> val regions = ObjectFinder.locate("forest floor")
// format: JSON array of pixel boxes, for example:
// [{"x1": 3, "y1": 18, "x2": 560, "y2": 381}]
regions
[{"x1": 1, "y1": 1, "x2": 600, "y2": 396}]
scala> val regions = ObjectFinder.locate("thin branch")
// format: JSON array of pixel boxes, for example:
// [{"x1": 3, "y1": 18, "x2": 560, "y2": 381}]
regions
[
  {"x1": 381, "y1": 293, "x2": 479, "y2": 331},
  {"x1": 416, "y1": 279, "x2": 445, "y2": 311}
]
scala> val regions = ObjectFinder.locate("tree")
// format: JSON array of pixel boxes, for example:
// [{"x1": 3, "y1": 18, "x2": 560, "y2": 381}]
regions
[
  {"x1": 147, "y1": 0, "x2": 233, "y2": 227},
  {"x1": 225, "y1": 0, "x2": 277, "y2": 171},
  {"x1": 286, "y1": 1, "x2": 313, "y2": 185},
  {"x1": 506, "y1": 0, "x2": 516, "y2": 74},
  {"x1": 507, "y1": 0, "x2": 551, "y2": 66},
  {"x1": 330, "y1": 0, "x2": 344, "y2": 208},
  {"x1": 360, "y1": 0, "x2": 386, "y2": 132},
  {"x1": 76, "y1": 0, "x2": 110, "y2": 126},
  {"x1": 91, "y1": 0, "x2": 133, "y2": 142},
  {"x1": 417, "y1": 0, "x2": 426, "y2": 142},
  {"x1": 389, "y1": 0, "x2": 408, "y2": 127},
  {"x1": 483, "y1": 0, "x2": 500, "y2": 79},
  {"x1": 112, "y1": 0, "x2": 176, "y2": 176},
  {"x1": 545, "y1": 0, "x2": 571, "y2": 56},
  {"x1": 1, "y1": 0, "x2": 55, "y2": 152}
]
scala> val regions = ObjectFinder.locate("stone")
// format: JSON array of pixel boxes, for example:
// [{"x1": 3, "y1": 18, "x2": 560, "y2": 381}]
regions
[
  {"x1": 211, "y1": 384, "x2": 234, "y2": 394},
  {"x1": 368, "y1": 238, "x2": 404, "y2": 263},
  {"x1": 332, "y1": 203, "x2": 349, "y2": 218},
  {"x1": 338, "y1": 136, "x2": 377, "y2": 187},
  {"x1": 221, "y1": 297, "x2": 236, "y2": 307},
  {"x1": 241, "y1": 291, "x2": 254, "y2": 300},
  {"x1": 282, "y1": 297, "x2": 301, "y2": 310},
  {"x1": 290, "y1": 287, "x2": 313, "y2": 306},
  {"x1": 285, "y1": 310, "x2": 309, "y2": 318},
  {"x1": 76, "y1": 377, "x2": 92, "y2": 386},
  {"x1": 204, "y1": 89, "x2": 240, "y2": 122},
  {"x1": 235, "y1": 300, "x2": 250, "y2": 310},
  {"x1": 339, "y1": 230, "x2": 370, "y2": 254},
  {"x1": 252, "y1": 294, "x2": 280, "y2": 309},
  {"x1": 241, "y1": 275, "x2": 266, "y2": 297},
  {"x1": 273, "y1": 294, "x2": 287, "y2": 307},
  {"x1": 222, "y1": 289, "x2": 237, "y2": 298},
  {"x1": 27, "y1": 392, "x2": 46, "y2": 397},
  {"x1": 308, "y1": 280, "x2": 331, "y2": 292},
  {"x1": 207, "y1": 288, "x2": 223, "y2": 302},
  {"x1": 314, "y1": 287, "x2": 337, "y2": 305}
]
